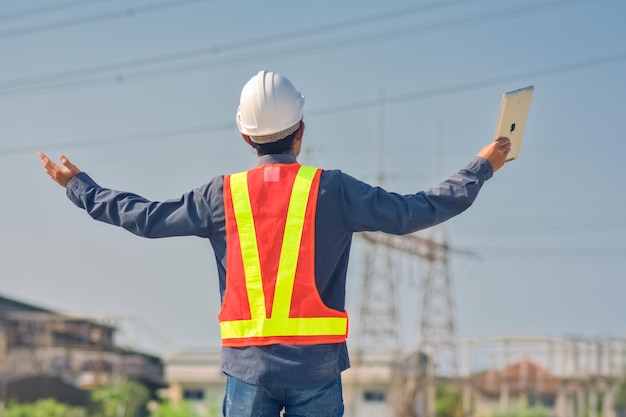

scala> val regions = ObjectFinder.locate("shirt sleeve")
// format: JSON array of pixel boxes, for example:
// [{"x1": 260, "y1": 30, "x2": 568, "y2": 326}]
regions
[
  {"x1": 65, "y1": 172, "x2": 217, "y2": 238},
  {"x1": 334, "y1": 156, "x2": 493, "y2": 234}
]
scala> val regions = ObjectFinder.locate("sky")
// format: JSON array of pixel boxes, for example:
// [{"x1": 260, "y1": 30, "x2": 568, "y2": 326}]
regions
[{"x1": 1, "y1": 0, "x2": 625, "y2": 358}]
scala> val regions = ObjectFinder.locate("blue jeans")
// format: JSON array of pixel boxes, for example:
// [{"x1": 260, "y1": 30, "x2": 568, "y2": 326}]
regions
[{"x1": 222, "y1": 375, "x2": 344, "y2": 417}]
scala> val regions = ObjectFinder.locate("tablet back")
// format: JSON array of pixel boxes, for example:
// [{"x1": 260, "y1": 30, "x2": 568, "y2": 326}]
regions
[{"x1": 495, "y1": 85, "x2": 534, "y2": 161}]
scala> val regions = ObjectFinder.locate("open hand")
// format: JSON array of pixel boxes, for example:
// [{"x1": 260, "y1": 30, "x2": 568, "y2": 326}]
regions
[
  {"x1": 477, "y1": 137, "x2": 511, "y2": 173},
  {"x1": 39, "y1": 152, "x2": 81, "y2": 188}
]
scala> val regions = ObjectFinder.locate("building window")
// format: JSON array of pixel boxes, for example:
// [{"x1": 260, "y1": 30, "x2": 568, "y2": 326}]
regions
[
  {"x1": 50, "y1": 356, "x2": 70, "y2": 374},
  {"x1": 363, "y1": 390, "x2": 386, "y2": 402},
  {"x1": 183, "y1": 389, "x2": 205, "y2": 401},
  {"x1": 81, "y1": 359, "x2": 113, "y2": 372},
  {"x1": 529, "y1": 392, "x2": 556, "y2": 408}
]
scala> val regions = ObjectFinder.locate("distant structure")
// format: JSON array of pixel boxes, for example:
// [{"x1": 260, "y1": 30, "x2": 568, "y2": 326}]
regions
[
  {"x1": 347, "y1": 92, "x2": 468, "y2": 416},
  {"x1": 161, "y1": 335, "x2": 626, "y2": 417},
  {"x1": 347, "y1": 230, "x2": 626, "y2": 417},
  {"x1": 0, "y1": 293, "x2": 166, "y2": 407},
  {"x1": 354, "y1": 229, "x2": 466, "y2": 417}
]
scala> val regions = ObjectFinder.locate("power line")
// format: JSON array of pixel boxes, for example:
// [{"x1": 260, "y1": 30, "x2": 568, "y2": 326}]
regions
[
  {"x1": 475, "y1": 245, "x2": 626, "y2": 259},
  {"x1": 0, "y1": 0, "x2": 111, "y2": 23},
  {"x1": 455, "y1": 219, "x2": 626, "y2": 233},
  {"x1": 1, "y1": 49, "x2": 624, "y2": 158},
  {"x1": 0, "y1": 0, "x2": 485, "y2": 91},
  {"x1": 0, "y1": 0, "x2": 602, "y2": 97},
  {"x1": 0, "y1": 0, "x2": 212, "y2": 40},
  {"x1": 309, "y1": 50, "x2": 626, "y2": 116},
  {"x1": 0, "y1": 121, "x2": 233, "y2": 157}
]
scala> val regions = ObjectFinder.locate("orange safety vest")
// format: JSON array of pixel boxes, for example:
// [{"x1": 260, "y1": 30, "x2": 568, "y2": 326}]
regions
[{"x1": 219, "y1": 163, "x2": 349, "y2": 347}]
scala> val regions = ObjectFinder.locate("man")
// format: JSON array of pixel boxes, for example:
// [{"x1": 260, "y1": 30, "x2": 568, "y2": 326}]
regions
[{"x1": 40, "y1": 70, "x2": 511, "y2": 417}]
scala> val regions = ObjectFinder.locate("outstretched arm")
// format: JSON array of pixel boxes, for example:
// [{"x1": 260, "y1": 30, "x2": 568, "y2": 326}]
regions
[
  {"x1": 38, "y1": 151, "x2": 216, "y2": 239},
  {"x1": 332, "y1": 137, "x2": 513, "y2": 235},
  {"x1": 39, "y1": 152, "x2": 81, "y2": 187}
]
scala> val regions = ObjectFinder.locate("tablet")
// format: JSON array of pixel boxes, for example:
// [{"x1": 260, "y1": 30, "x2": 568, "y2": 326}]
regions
[{"x1": 494, "y1": 85, "x2": 534, "y2": 161}]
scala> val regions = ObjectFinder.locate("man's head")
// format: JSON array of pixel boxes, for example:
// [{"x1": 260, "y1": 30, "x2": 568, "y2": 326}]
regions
[{"x1": 236, "y1": 70, "x2": 305, "y2": 155}]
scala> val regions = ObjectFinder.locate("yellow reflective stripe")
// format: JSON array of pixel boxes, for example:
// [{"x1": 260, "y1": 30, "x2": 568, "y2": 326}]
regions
[
  {"x1": 220, "y1": 317, "x2": 347, "y2": 339},
  {"x1": 271, "y1": 166, "x2": 317, "y2": 319},
  {"x1": 229, "y1": 172, "x2": 267, "y2": 320}
]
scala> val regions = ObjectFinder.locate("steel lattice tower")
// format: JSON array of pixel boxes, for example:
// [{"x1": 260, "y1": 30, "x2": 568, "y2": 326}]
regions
[
  {"x1": 418, "y1": 225, "x2": 458, "y2": 375},
  {"x1": 358, "y1": 230, "x2": 459, "y2": 357},
  {"x1": 354, "y1": 240, "x2": 401, "y2": 354},
  {"x1": 355, "y1": 230, "x2": 469, "y2": 417},
  {"x1": 350, "y1": 93, "x2": 462, "y2": 416}
]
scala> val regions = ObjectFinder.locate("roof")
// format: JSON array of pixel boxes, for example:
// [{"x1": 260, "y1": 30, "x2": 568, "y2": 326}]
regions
[
  {"x1": 0, "y1": 293, "x2": 56, "y2": 319},
  {"x1": 472, "y1": 358, "x2": 559, "y2": 395},
  {"x1": 0, "y1": 293, "x2": 119, "y2": 332}
]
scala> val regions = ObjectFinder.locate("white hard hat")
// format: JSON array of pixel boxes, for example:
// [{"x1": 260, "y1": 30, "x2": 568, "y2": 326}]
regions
[{"x1": 236, "y1": 70, "x2": 305, "y2": 144}]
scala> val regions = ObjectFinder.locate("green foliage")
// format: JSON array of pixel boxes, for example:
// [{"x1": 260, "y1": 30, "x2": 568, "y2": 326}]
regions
[
  {"x1": 492, "y1": 407, "x2": 550, "y2": 417},
  {"x1": 0, "y1": 381, "x2": 225, "y2": 417},
  {"x1": 3, "y1": 398, "x2": 86, "y2": 417},
  {"x1": 615, "y1": 369, "x2": 626, "y2": 411},
  {"x1": 436, "y1": 385, "x2": 463, "y2": 417},
  {"x1": 91, "y1": 379, "x2": 150, "y2": 417},
  {"x1": 149, "y1": 400, "x2": 199, "y2": 417}
]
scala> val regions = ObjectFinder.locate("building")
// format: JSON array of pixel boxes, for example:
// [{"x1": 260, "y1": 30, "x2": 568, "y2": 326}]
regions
[
  {"x1": 160, "y1": 336, "x2": 626, "y2": 417},
  {"x1": 0, "y1": 293, "x2": 166, "y2": 406},
  {"x1": 161, "y1": 349, "x2": 224, "y2": 415},
  {"x1": 469, "y1": 357, "x2": 620, "y2": 417},
  {"x1": 472, "y1": 358, "x2": 560, "y2": 415},
  {"x1": 161, "y1": 348, "x2": 428, "y2": 417}
]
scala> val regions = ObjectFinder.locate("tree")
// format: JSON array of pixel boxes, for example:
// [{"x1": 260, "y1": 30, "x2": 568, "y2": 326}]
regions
[
  {"x1": 436, "y1": 384, "x2": 462, "y2": 417},
  {"x1": 3, "y1": 398, "x2": 86, "y2": 417},
  {"x1": 615, "y1": 369, "x2": 626, "y2": 417},
  {"x1": 492, "y1": 407, "x2": 549, "y2": 417},
  {"x1": 149, "y1": 400, "x2": 199, "y2": 417},
  {"x1": 91, "y1": 379, "x2": 150, "y2": 417}
]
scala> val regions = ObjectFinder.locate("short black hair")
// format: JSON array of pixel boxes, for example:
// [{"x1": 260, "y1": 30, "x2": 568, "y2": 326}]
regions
[{"x1": 249, "y1": 123, "x2": 300, "y2": 155}]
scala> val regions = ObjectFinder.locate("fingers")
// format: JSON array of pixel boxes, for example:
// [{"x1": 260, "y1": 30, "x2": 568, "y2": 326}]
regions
[
  {"x1": 39, "y1": 151, "x2": 59, "y2": 174},
  {"x1": 39, "y1": 151, "x2": 52, "y2": 167},
  {"x1": 477, "y1": 141, "x2": 509, "y2": 173},
  {"x1": 60, "y1": 154, "x2": 80, "y2": 174},
  {"x1": 494, "y1": 137, "x2": 511, "y2": 157},
  {"x1": 38, "y1": 152, "x2": 81, "y2": 188}
]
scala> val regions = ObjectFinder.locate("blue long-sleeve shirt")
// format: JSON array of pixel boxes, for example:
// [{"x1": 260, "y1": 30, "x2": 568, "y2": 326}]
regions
[{"x1": 66, "y1": 153, "x2": 493, "y2": 388}]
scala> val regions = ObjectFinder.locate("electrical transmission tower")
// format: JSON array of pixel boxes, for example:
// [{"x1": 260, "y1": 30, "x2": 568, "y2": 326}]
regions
[
  {"x1": 359, "y1": 230, "x2": 460, "y2": 353},
  {"x1": 350, "y1": 90, "x2": 471, "y2": 416},
  {"x1": 354, "y1": 240, "x2": 402, "y2": 354},
  {"x1": 356, "y1": 229, "x2": 475, "y2": 417},
  {"x1": 419, "y1": 226, "x2": 459, "y2": 373},
  {"x1": 352, "y1": 89, "x2": 403, "y2": 355},
  {"x1": 347, "y1": 88, "x2": 405, "y2": 416}
]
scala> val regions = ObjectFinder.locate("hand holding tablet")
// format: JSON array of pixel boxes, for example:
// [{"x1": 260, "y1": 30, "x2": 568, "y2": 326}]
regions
[{"x1": 494, "y1": 85, "x2": 534, "y2": 161}]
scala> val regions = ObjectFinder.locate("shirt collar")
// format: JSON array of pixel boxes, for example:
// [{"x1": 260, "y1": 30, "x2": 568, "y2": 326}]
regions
[{"x1": 257, "y1": 154, "x2": 298, "y2": 166}]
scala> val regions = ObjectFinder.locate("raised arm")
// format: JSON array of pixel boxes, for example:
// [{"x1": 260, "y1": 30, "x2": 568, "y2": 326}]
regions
[
  {"x1": 39, "y1": 152, "x2": 215, "y2": 239},
  {"x1": 332, "y1": 137, "x2": 512, "y2": 235}
]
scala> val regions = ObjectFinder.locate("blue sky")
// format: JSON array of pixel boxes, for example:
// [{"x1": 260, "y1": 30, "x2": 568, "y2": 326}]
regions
[{"x1": 1, "y1": 0, "x2": 625, "y2": 355}]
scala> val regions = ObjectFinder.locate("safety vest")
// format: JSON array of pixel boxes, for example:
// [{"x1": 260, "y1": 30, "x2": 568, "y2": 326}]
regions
[{"x1": 219, "y1": 163, "x2": 348, "y2": 347}]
